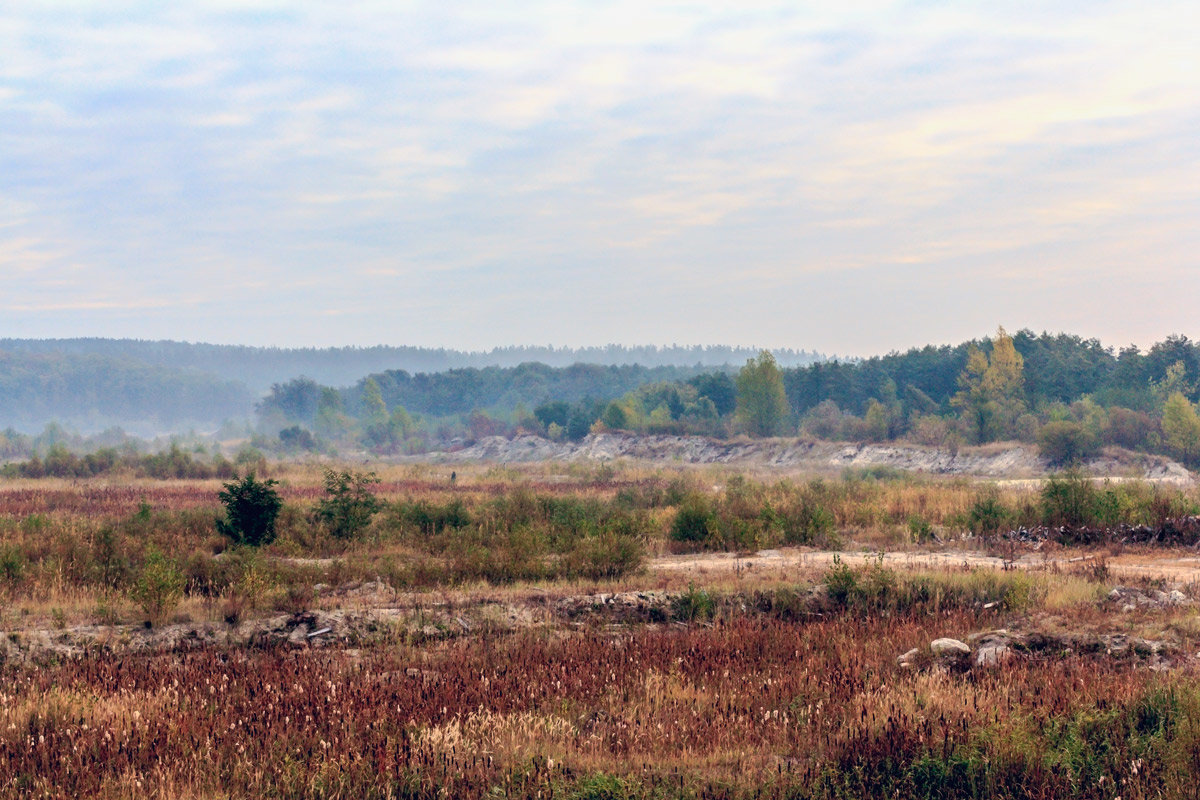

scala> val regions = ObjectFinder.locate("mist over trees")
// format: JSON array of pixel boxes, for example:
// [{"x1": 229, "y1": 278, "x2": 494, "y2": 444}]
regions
[
  {"x1": 5, "y1": 331, "x2": 1200, "y2": 471},
  {"x1": 0, "y1": 339, "x2": 823, "y2": 395},
  {"x1": 0, "y1": 350, "x2": 252, "y2": 435}
]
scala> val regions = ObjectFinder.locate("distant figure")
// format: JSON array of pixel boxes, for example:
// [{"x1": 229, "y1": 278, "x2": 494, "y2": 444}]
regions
[{"x1": 450, "y1": 471, "x2": 457, "y2": 485}]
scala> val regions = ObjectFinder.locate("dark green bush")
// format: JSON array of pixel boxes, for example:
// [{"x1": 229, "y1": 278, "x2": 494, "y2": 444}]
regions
[
  {"x1": 1038, "y1": 420, "x2": 1100, "y2": 466},
  {"x1": 673, "y1": 582, "x2": 715, "y2": 622},
  {"x1": 824, "y1": 555, "x2": 858, "y2": 605},
  {"x1": 670, "y1": 498, "x2": 715, "y2": 544},
  {"x1": 216, "y1": 473, "x2": 282, "y2": 547}
]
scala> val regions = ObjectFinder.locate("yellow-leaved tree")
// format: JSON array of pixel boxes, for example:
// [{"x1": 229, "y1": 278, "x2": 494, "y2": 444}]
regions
[
  {"x1": 736, "y1": 350, "x2": 790, "y2": 437},
  {"x1": 1162, "y1": 392, "x2": 1200, "y2": 465},
  {"x1": 952, "y1": 327, "x2": 1026, "y2": 443}
]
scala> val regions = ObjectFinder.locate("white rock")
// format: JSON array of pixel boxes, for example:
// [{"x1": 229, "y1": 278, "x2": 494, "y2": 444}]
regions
[
  {"x1": 930, "y1": 638, "x2": 970, "y2": 655},
  {"x1": 975, "y1": 644, "x2": 1011, "y2": 667}
]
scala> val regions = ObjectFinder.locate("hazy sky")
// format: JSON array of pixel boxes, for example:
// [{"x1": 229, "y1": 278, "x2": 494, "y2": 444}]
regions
[{"x1": 2, "y1": 1, "x2": 1197, "y2": 356}]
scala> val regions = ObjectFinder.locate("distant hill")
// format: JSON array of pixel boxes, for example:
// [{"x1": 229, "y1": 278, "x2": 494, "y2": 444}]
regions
[
  {"x1": 0, "y1": 338, "x2": 823, "y2": 435},
  {"x1": 0, "y1": 350, "x2": 253, "y2": 436},
  {"x1": 0, "y1": 339, "x2": 823, "y2": 396}
]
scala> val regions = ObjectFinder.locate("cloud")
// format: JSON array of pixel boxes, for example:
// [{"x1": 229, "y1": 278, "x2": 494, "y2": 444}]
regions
[{"x1": 0, "y1": 1, "x2": 1196, "y2": 352}]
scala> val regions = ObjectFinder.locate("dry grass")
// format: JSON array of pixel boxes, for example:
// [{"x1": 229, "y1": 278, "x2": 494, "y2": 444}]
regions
[
  {"x1": 4, "y1": 608, "x2": 1199, "y2": 798},
  {"x1": 3, "y1": 460, "x2": 1200, "y2": 796}
]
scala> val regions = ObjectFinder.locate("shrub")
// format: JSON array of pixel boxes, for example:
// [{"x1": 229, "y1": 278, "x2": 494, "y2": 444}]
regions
[
  {"x1": 1041, "y1": 470, "x2": 1102, "y2": 528},
  {"x1": 1038, "y1": 420, "x2": 1100, "y2": 466},
  {"x1": 566, "y1": 532, "x2": 645, "y2": 581},
  {"x1": 824, "y1": 555, "x2": 857, "y2": 605},
  {"x1": 1105, "y1": 407, "x2": 1157, "y2": 450},
  {"x1": 907, "y1": 515, "x2": 934, "y2": 543},
  {"x1": 968, "y1": 494, "x2": 1010, "y2": 535},
  {"x1": 216, "y1": 473, "x2": 282, "y2": 547},
  {"x1": 391, "y1": 498, "x2": 471, "y2": 536},
  {"x1": 313, "y1": 469, "x2": 382, "y2": 540},
  {"x1": 777, "y1": 498, "x2": 836, "y2": 546},
  {"x1": 130, "y1": 549, "x2": 184, "y2": 626},
  {"x1": 0, "y1": 545, "x2": 26, "y2": 585},
  {"x1": 673, "y1": 582, "x2": 715, "y2": 622},
  {"x1": 670, "y1": 498, "x2": 715, "y2": 544}
]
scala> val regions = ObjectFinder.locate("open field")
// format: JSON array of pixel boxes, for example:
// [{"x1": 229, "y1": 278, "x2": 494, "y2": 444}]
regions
[{"x1": 4, "y1": 460, "x2": 1200, "y2": 798}]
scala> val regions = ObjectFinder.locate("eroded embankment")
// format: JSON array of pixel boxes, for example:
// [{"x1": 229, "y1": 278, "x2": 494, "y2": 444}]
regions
[{"x1": 421, "y1": 433, "x2": 1195, "y2": 484}]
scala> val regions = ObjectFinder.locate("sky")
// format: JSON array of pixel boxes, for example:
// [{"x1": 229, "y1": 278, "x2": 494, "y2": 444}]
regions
[{"x1": 1, "y1": 1, "x2": 1198, "y2": 357}]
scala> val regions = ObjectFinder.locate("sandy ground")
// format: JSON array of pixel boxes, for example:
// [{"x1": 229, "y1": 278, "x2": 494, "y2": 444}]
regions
[{"x1": 651, "y1": 547, "x2": 1200, "y2": 584}]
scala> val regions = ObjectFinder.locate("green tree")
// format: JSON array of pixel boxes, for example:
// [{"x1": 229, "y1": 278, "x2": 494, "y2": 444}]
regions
[
  {"x1": 361, "y1": 377, "x2": 388, "y2": 427},
  {"x1": 952, "y1": 327, "x2": 1026, "y2": 443},
  {"x1": 1162, "y1": 392, "x2": 1200, "y2": 465},
  {"x1": 736, "y1": 351, "x2": 789, "y2": 437},
  {"x1": 130, "y1": 548, "x2": 184, "y2": 626},
  {"x1": 601, "y1": 402, "x2": 629, "y2": 430},
  {"x1": 313, "y1": 469, "x2": 382, "y2": 540},
  {"x1": 688, "y1": 372, "x2": 737, "y2": 416},
  {"x1": 314, "y1": 387, "x2": 351, "y2": 439},
  {"x1": 216, "y1": 473, "x2": 282, "y2": 547}
]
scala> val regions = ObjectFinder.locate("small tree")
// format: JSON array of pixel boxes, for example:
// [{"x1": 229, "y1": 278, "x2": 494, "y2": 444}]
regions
[
  {"x1": 131, "y1": 548, "x2": 184, "y2": 626},
  {"x1": 1162, "y1": 392, "x2": 1200, "y2": 465},
  {"x1": 736, "y1": 351, "x2": 789, "y2": 437},
  {"x1": 217, "y1": 473, "x2": 282, "y2": 547},
  {"x1": 313, "y1": 469, "x2": 382, "y2": 540},
  {"x1": 952, "y1": 327, "x2": 1026, "y2": 443}
]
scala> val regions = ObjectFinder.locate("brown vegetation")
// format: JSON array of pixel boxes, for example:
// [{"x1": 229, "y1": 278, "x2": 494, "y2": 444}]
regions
[{"x1": 3, "y1": 461, "x2": 1200, "y2": 797}]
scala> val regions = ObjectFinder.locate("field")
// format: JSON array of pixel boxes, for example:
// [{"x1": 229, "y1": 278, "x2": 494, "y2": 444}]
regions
[{"x1": 3, "y1": 460, "x2": 1200, "y2": 798}]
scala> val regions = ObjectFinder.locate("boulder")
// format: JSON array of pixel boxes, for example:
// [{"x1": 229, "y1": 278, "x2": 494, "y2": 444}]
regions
[
  {"x1": 286, "y1": 624, "x2": 309, "y2": 646},
  {"x1": 975, "y1": 644, "x2": 1012, "y2": 667},
  {"x1": 930, "y1": 638, "x2": 970, "y2": 655}
]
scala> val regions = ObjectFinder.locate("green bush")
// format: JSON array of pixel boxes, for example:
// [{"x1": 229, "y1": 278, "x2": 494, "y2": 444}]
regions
[
  {"x1": 390, "y1": 498, "x2": 471, "y2": 536},
  {"x1": 968, "y1": 494, "x2": 1011, "y2": 535},
  {"x1": 673, "y1": 582, "x2": 715, "y2": 622},
  {"x1": 1041, "y1": 470, "x2": 1101, "y2": 528},
  {"x1": 670, "y1": 498, "x2": 715, "y2": 544},
  {"x1": 907, "y1": 515, "x2": 934, "y2": 543},
  {"x1": 216, "y1": 473, "x2": 282, "y2": 547},
  {"x1": 566, "y1": 532, "x2": 644, "y2": 581},
  {"x1": 824, "y1": 555, "x2": 858, "y2": 605},
  {"x1": 313, "y1": 469, "x2": 382, "y2": 540},
  {"x1": 0, "y1": 545, "x2": 26, "y2": 584},
  {"x1": 131, "y1": 549, "x2": 184, "y2": 626},
  {"x1": 778, "y1": 498, "x2": 836, "y2": 546},
  {"x1": 1038, "y1": 420, "x2": 1100, "y2": 466}
]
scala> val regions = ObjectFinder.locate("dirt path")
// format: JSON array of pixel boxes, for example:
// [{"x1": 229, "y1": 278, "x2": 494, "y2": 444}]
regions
[{"x1": 651, "y1": 547, "x2": 1200, "y2": 584}]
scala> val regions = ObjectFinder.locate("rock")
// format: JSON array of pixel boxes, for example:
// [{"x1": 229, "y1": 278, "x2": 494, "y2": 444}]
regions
[
  {"x1": 930, "y1": 638, "x2": 970, "y2": 655},
  {"x1": 967, "y1": 629, "x2": 1008, "y2": 644},
  {"x1": 286, "y1": 624, "x2": 309, "y2": 646},
  {"x1": 975, "y1": 644, "x2": 1011, "y2": 667},
  {"x1": 897, "y1": 647, "x2": 921, "y2": 668}
]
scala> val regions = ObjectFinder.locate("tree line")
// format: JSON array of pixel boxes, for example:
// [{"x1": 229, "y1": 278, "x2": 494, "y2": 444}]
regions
[
  {"x1": 5, "y1": 330, "x2": 1200, "y2": 469},
  {"x1": 251, "y1": 328, "x2": 1200, "y2": 468},
  {"x1": 1, "y1": 339, "x2": 821, "y2": 395}
]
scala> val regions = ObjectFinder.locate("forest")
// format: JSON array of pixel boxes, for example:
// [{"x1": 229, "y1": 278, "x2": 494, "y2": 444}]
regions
[
  {"x1": 247, "y1": 328, "x2": 1200, "y2": 467},
  {"x1": 3, "y1": 330, "x2": 1200, "y2": 468}
]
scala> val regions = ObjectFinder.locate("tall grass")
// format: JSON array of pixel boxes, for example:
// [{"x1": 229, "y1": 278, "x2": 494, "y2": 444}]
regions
[{"x1": 3, "y1": 611, "x2": 1198, "y2": 798}]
